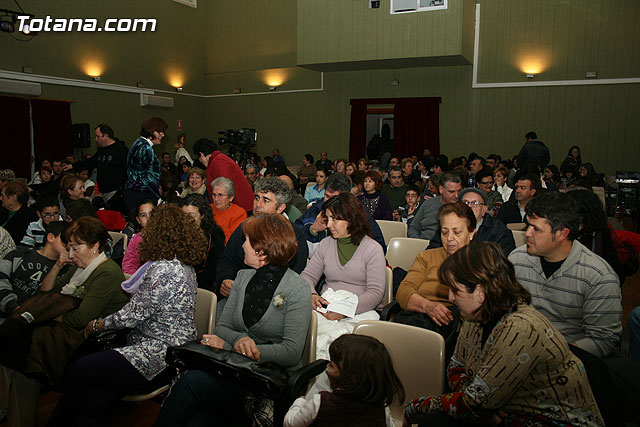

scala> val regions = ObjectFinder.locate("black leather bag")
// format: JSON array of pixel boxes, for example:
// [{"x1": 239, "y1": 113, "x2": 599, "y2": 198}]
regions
[
  {"x1": 166, "y1": 341, "x2": 289, "y2": 398},
  {"x1": 68, "y1": 328, "x2": 132, "y2": 365}
]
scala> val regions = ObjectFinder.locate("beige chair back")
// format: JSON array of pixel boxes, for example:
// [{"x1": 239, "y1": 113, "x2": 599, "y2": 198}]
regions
[
  {"x1": 353, "y1": 320, "x2": 445, "y2": 425},
  {"x1": 512, "y1": 230, "x2": 527, "y2": 247},
  {"x1": 196, "y1": 288, "x2": 217, "y2": 336},
  {"x1": 506, "y1": 222, "x2": 526, "y2": 231},
  {"x1": 382, "y1": 267, "x2": 393, "y2": 306},
  {"x1": 108, "y1": 231, "x2": 128, "y2": 254},
  {"x1": 376, "y1": 220, "x2": 408, "y2": 245},
  {"x1": 302, "y1": 311, "x2": 319, "y2": 364},
  {"x1": 386, "y1": 237, "x2": 429, "y2": 272}
]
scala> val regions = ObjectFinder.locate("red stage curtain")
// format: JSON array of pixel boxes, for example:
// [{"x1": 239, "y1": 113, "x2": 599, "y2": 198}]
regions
[
  {"x1": 394, "y1": 99, "x2": 440, "y2": 158},
  {"x1": 349, "y1": 102, "x2": 367, "y2": 162},
  {"x1": 0, "y1": 96, "x2": 31, "y2": 178},
  {"x1": 31, "y1": 99, "x2": 73, "y2": 168}
]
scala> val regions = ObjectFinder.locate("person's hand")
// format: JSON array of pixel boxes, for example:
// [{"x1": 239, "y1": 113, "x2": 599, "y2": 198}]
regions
[
  {"x1": 312, "y1": 293, "x2": 328, "y2": 310},
  {"x1": 83, "y1": 318, "x2": 103, "y2": 339},
  {"x1": 489, "y1": 410, "x2": 508, "y2": 426},
  {"x1": 310, "y1": 212, "x2": 328, "y2": 234},
  {"x1": 234, "y1": 336, "x2": 260, "y2": 361},
  {"x1": 198, "y1": 152, "x2": 209, "y2": 168},
  {"x1": 220, "y1": 279, "x2": 233, "y2": 297},
  {"x1": 321, "y1": 311, "x2": 345, "y2": 321},
  {"x1": 201, "y1": 334, "x2": 226, "y2": 349},
  {"x1": 392, "y1": 210, "x2": 401, "y2": 221},
  {"x1": 424, "y1": 301, "x2": 453, "y2": 327},
  {"x1": 62, "y1": 164, "x2": 73, "y2": 172},
  {"x1": 55, "y1": 251, "x2": 72, "y2": 269}
]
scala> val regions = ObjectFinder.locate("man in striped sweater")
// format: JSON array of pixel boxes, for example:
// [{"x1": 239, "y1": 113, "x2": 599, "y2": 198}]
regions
[{"x1": 508, "y1": 192, "x2": 622, "y2": 358}]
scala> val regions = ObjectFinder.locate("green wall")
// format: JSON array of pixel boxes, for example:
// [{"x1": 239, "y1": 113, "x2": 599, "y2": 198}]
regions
[
  {"x1": 1, "y1": 0, "x2": 639, "y2": 174},
  {"x1": 0, "y1": 0, "x2": 208, "y2": 154}
]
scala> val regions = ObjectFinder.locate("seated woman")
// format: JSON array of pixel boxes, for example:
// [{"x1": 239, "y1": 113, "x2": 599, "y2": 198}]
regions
[
  {"x1": 404, "y1": 242, "x2": 604, "y2": 427},
  {"x1": 59, "y1": 174, "x2": 86, "y2": 220},
  {"x1": 210, "y1": 177, "x2": 247, "y2": 243},
  {"x1": 0, "y1": 217, "x2": 128, "y2": 426},
  {"x1": 180, "y1": 167, "x2": 210, "y2": 202},
  {"x1": 155, "y1": 214, "x2": 311, "y2": 427},
  {"x1": 492, "y1": 166, "x2": 512, "y2": 202},
  {"x1": 357, "y1": 171, "x2": 393, "y2": 221},
  {"x1": 47, "y1": 205, "x2": 208, "y2": 426},
  {"x1": 305, "y1": 168, "x2": 327, "y2": 204},
  {"x1": 179, "y1": 194, "x2": 226, "y2": 291},
  {"x1": 121, "y1": 200, "x2": 155, "y2": 274},
  {"x1": 395, "y1": 203, "x2": 476, "y2": 352},
  {"x1": 301, "y1": 192, "x2": 386, "y2": 359},
  {"x1": 0, "y1": 181, "x2": 38, "y2": 244}
]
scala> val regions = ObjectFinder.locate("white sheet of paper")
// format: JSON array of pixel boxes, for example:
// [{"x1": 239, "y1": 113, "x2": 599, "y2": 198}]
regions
[{"x1": 320, "y1": 288, "x2": 359, "y2": 318}]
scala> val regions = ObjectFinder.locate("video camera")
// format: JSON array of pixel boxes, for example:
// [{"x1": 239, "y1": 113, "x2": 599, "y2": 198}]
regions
[{"x1": 217, "y1": 128, "x2": 257, "y2": 167}]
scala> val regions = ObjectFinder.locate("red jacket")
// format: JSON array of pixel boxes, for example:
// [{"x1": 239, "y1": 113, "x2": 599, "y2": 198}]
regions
[{"x1": 206, "y1": 151, "x2": 254, "y2": 212}]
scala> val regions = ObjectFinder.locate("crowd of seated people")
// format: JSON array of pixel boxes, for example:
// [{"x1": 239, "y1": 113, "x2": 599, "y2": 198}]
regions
[{"x1": 0, "y1": 126, "x2": 638, "y2": 426}]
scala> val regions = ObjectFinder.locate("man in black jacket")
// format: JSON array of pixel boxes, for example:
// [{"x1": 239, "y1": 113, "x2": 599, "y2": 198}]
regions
[
  {"x1": 497, "y1": 174, "x2": 540, "y2": 225},
  {"x1": 428, "y1": 188, "x2": 516, "y2": 255},
  {"x1": 66, "y1": 124, "x2": 128, "y2": 205},
  {"x1": 516, "y1": 131, "x2": 550, "y2": 170}
]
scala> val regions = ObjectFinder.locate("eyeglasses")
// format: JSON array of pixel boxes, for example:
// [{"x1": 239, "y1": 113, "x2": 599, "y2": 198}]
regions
[
  {"x1": 463, "y1": 200, "x2": 485, "y2": 207},
  {"x1": 42, "y1": 211, "x2": 60, "y2": 218},
  {"x1": 479, "y1": 180, "x2": 494, "y2": 186}
]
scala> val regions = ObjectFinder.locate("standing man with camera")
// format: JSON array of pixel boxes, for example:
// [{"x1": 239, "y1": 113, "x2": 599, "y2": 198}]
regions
[{"x1": 193, "y1": 138, "x2": 254, "y2": 212}]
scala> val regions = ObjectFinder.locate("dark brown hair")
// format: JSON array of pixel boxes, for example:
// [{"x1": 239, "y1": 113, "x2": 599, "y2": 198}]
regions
[
  {"x1": 242, "y1": 214, "x2": 297, "y2": 267},
  {"x1": 140, "y1": 116, "x2": 168, "y2": 138},
  {"x1": 329, "y1": 334, "x2": 405, "y2": 406},
  {"x1": 363, "y1": 171, "x2": 383, "y2": 192},
  {"x1": 2, "y1": 180, "x2": 29, "y2": 205},
  {"x1": 62, "y1": 216, "x2": 109, "y2": 253},
  {"x1": 437, "y1": 202, "x2": 476, "y2": 232},
  {"x1": 322, "y1": 192, "x2": 373, "y2": 245},
  {"x1": 438, "y1": 242, "x2": 531, "y2": 322},
  {"x1": 139, "y1": 204, "x2": 208, "y2": 266},
  {"x1": 59, "y1": 173, "x2": 82, "y2": 198}
]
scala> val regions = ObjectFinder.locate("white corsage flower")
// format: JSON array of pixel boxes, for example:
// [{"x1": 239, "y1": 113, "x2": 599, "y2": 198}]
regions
[{"x1": 272, "y1": 293, "x2": 287, "y2": 309}]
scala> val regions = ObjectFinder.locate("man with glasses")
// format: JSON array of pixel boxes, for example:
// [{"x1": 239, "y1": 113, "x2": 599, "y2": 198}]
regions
[
  {"x1": 475, "y1": 169, "x2": 503, "y2": 212},
  {"x1": 427, "y1": 188, "x2": 515, "y2": 255}
]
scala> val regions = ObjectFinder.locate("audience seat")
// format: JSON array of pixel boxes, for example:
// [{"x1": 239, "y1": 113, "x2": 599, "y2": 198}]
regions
[
  {"x1": 386, "y1": 237, "x2": 429, "y2": 272},
  {"x1": 592, "y1": 186, "x2": 606, "y2": 210},
  {"x1": 121, "y1": 289, "x2": 217, "y2": 402},
  {"x1": 506, "y1": 223, "x2": 527, "y2": 231},
  {"x1": 376, "y1": 220, "x2": 408, "y2": 245},
  {"x1": 107, "y1": 232, "x2": 128, "y2": 255},
  {"x1": 382, "y1": 267, "x2": 393, "y2": 307},
  {"x1": 353, "y1": 320, "x2": 445, "y2": 425},
  {"x1": 512, "y1": 230, "x2": 527, "y2": 247}
]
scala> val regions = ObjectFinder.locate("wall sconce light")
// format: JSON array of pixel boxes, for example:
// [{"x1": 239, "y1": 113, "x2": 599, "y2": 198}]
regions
[
  {"x1": 175, "y1": 87, "x2": 183, "y2": 92},
  {"x1": 525, "y1": 73, "x2": 535, "y2": 79},
  {"x1": 91, "y1": 76, "x2": 101, "y2": 82},
  {"x1": 268, "y1": 86, "x2": 276, "y2": 91}
]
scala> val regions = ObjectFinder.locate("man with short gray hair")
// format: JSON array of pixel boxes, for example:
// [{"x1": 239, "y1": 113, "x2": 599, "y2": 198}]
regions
[
  {"x1": 408, "y1": 171, "x2": 463, "y2": 240},
  {"x1": 216, "y1": 177, "x2": 308, "y2": 299}
]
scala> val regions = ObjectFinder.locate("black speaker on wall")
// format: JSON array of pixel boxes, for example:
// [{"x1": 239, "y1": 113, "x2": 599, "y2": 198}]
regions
[{"x1": 71, "y1": 123, "x2": 91, "y2": 148}]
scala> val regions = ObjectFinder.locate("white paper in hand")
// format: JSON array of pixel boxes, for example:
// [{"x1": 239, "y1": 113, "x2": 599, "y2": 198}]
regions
[{"x1": 320, "y1": 288, "x2": 359, "y2": 318}]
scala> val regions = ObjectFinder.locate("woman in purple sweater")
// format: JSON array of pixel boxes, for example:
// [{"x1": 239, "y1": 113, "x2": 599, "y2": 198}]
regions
[{"x1": 301, "y1": 192, "x2": 386, "y2": 359}]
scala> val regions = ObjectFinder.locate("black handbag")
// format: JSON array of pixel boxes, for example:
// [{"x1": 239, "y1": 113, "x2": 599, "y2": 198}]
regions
[
  {"x1": 68, "y1": 328, "x2": 132, "y2": 364},
  {"x1": 165, "y1": 341, "x2": 289, "y2": 398}
]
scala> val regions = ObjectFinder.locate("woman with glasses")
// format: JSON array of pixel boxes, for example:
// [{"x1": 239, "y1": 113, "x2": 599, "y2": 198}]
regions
[
  {"x1": 210, "y1": 177, "x2": 247, "y2": 243},
  {"x1": 123, "y1": 116, "x2": 167, "y2": 210}
]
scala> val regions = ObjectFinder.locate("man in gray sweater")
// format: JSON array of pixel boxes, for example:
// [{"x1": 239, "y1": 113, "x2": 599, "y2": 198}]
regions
[
  {"x1": 508, "y1": 192, "x2": 621, "y2": 358},
  {"x1": 408, "y1": 171, "x2": 462, "y2": 240}
]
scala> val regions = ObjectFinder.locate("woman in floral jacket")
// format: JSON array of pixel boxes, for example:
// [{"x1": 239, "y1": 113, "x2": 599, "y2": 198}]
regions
[
  {"x1": 48, "y1": 204, "x2": 208, "y2": 426},
  {"x1": 155, "y1": 213, "x2": 312, "y2": 427}
]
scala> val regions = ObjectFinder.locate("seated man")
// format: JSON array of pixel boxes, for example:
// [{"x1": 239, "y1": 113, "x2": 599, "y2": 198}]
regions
[
  {"x1": 427, "y1": 188, "x2": 515, "y2": 255},
  {"x1": 0, "y1": 221, "x2": 67, "y2": 319},
  {"x1": 295, "y1": 173, "x2": 386, "y2": 254},
  {"x1": 497, "y1": 174, "x2": 540, "y2": 224},
  {"x1": 215, "y1": 177, "x2": 308, "y2": 299},
  {"x1": 20, "y1": 195, "x2": 61, "y2": 249},
  {"x1": 381, "y1": 166, "x2": 409, "y2": 212},
  {"x1": 509, "y1": 192, "x2": 621, "y2": 358},
  {"x1": 408, "y1": 171, "x2": 463, "y2": 240}
]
